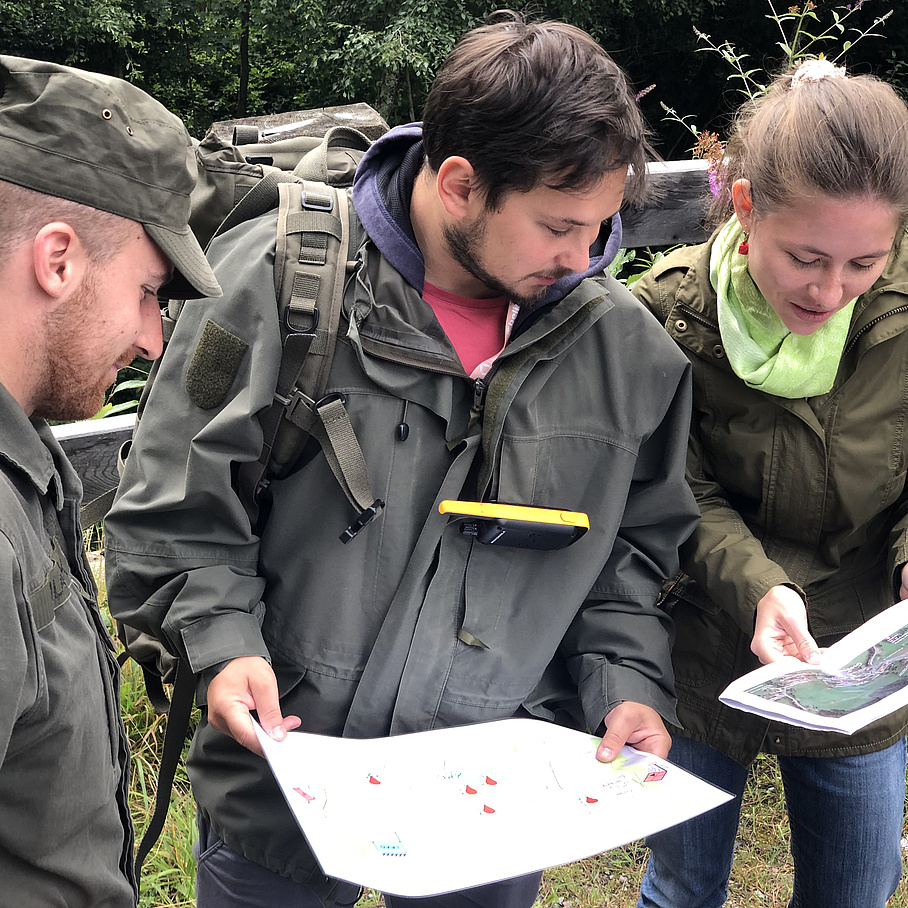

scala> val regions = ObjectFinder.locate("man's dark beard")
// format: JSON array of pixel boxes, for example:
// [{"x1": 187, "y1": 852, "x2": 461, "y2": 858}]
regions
[{"x1": 443, "y1": 216, "x2": 568, "y2": 306}]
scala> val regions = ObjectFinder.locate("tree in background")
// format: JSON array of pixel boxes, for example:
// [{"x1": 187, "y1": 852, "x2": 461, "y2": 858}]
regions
[{"x1": 1, "y1": 0, "x2": 902, "y2": 148}]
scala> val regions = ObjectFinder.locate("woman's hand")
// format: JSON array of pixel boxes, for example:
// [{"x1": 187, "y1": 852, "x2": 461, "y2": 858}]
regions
[{"x1": 751, "y1": 584, "x2": 821, "y2": 665}]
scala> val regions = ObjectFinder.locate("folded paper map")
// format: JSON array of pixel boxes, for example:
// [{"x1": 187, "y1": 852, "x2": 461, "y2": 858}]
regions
[{"x1": 720, "y1": 599, "x2": 908, "y2": 734}]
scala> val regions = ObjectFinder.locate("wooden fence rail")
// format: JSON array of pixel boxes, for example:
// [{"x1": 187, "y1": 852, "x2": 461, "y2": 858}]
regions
[{"x1": 54, "y1": 158, "x2": 712, "y2": 510}]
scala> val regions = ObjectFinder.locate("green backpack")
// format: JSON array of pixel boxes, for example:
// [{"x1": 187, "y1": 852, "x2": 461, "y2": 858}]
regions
[
  {"x1": 157, "y1": 122, "x2": 387, "y2": 531},
  {"x1": 113, "y1": 118, "x2": 389, "y2": 885}
]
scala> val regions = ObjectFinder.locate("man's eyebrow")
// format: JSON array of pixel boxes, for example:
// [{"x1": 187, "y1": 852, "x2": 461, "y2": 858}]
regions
[{"x1": 546, "y1": 215, "x2": 603, "y2": 228}]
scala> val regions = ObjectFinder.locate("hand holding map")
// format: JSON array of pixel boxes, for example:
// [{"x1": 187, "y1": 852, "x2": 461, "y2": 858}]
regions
[{"x1": 720, "y1": 599, "x2": 908, "y2": 734}]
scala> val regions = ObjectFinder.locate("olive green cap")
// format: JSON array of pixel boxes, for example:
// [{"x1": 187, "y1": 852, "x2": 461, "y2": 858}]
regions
[{"x1": 0, "y1": 55, "x2": 221, "y2": 299}]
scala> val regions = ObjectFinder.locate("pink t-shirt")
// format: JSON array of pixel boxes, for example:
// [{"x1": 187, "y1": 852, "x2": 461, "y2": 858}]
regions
[{"x1": 422, "y1": 281, "x2": 519, "y2": 378}]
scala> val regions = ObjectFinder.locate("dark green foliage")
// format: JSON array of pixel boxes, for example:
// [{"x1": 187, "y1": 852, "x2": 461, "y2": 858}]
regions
[
  {"x1": 0, "y1": 1, "x2": 905, "y2": 148},
  {"x1": 1, "y1": 0, "x2": 138, "y2": 75}
]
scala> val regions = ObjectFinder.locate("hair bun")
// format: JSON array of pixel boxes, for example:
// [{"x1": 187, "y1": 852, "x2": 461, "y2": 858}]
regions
[{"x1": 791, "y1": 58, "x2": 847, "y2": 87}]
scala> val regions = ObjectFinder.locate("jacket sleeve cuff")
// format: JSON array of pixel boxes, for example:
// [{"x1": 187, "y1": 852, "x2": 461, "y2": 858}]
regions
[
  {"x1": 180, "y1": 610, "x2": 269, "y2": 675},
  {"x1": 578, "y1": 659, "x2": 679, "y2": 735}
]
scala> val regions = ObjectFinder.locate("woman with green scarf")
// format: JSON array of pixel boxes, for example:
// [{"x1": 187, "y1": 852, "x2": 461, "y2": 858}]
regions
[{"x1": 634, "y1": 60, "x2": 908, "y2": 908}]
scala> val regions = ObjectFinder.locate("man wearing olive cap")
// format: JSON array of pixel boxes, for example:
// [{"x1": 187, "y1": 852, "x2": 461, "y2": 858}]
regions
[{"x1": 0, "y1": 55, "x2": 219, "y2": 906}]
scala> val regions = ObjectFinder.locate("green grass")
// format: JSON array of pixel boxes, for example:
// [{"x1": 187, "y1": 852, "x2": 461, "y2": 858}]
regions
[
  {"x1": 120, "y1": 657, "x2": 197, "y2": 908},
  {"x1": 92, "y1": 552, "x2": 908, "y2": 908}
]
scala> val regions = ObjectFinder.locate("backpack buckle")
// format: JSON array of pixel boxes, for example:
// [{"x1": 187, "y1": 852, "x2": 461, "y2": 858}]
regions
[
  {"x1": 301, "y1": 189, "x2": 334, "y2": 212},
  {"x1": 339, "y1": 499, "x2": 385, "y2": 544}
]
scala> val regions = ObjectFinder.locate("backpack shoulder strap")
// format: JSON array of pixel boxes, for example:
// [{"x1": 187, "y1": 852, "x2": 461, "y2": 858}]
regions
[
  {"x1": 236, "y1": 180, "x2": 383, "y2": 540},
  {"x1": 211, "y1": 165, "x2": 297, "y2": 241},
  {"x1": 132, "y1": 657, "x2": 196, "y2": 890}
]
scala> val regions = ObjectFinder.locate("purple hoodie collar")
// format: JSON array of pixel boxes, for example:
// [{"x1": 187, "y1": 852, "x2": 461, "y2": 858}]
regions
[{"x1": 352, "y1": 123, "x2": 623, "y2": 308}]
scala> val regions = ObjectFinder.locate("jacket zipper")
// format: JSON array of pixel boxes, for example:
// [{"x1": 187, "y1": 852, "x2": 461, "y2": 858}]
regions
[
  {"x1": 472, "y1": 377, "x2": 487, "y2": 413},
  {"x1": 844, "y1": 304, "x2": 908, "y2": 356},
  {"x1": 675, "y1": 303, "x2": 719, "y2": 331}
]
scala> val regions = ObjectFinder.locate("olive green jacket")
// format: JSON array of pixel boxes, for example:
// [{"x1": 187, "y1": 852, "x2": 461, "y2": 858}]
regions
[
  {"x1": 0, "y1": 383, "x2": 136, "y2": 906},
  {"x1": 105, "y1": 207, "x2": 699, "y2": 889},
  {"x1": 633, "y1": 231, "x2": 908, "y2": 764}
]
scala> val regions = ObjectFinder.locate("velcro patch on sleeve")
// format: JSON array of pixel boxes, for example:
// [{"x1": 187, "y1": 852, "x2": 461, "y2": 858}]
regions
[{"x1": 186, "y1": 319, "x2": 248, "y2": 410}]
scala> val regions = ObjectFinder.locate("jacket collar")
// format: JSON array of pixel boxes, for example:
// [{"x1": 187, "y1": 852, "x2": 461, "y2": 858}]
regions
[
  {"x1": 0, "y1": 380, "x2": 64, "y2": 506},
  {"x1": 349, "y1": 239, "x2": 615, "y2": 369},
  {"x1": 848, "y1": 225, "x2": 908, "y2": 344},
  {"x1": 656, "y1": 237, "x2": 729, "y2": 365}
]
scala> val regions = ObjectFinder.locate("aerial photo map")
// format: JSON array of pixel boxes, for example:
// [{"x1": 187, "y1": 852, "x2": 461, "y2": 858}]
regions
[
  {"x1": 719, "y1": 600, "x2": 908, "y2": 734},
  {"x1": 745, "y1": 624, "x2": 908, "y2": 718}
]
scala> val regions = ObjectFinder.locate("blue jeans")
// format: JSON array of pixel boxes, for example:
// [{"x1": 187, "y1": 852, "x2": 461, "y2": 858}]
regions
[
  {"x1": 195, "y1": 812, "x2": 542, "y2": 908},
  {"x1": 637, "y1": 736, "x2": 906, "y2": 908}
]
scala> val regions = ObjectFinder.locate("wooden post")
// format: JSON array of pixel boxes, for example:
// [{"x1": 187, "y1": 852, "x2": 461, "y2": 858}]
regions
[{"x1": 622, "y1": 160, "x2": 711, "y2": 248}]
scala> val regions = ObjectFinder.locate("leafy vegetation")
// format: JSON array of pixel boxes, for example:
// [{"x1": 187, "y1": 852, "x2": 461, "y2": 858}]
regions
[
  {"x1": 662, "y1": 0, "x2": 896, "y2": 174},
  {"x1": 1, "y1": 1, "x2": 903, "y2": 146}
]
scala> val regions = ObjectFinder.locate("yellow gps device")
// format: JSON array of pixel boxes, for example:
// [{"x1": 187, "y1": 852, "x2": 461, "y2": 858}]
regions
[{"x1": 438, "y1": 500, "x2": 589, "y2": 550}]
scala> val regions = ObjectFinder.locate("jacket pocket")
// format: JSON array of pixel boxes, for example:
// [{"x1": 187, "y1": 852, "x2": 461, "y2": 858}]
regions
[
  {"x1": 268, "y1": 650, "x2": 359, "y2": 737},
  {"x1": 663, "y1": 575, "x2": 737, "y2": 689},
  {"x1": 434, "y1": 684, "x2": 527, "y2": 727}
]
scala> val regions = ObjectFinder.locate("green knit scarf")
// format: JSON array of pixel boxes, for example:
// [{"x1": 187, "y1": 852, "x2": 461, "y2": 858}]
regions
[{"x1": 709, "y1": 218, "x2": 854, "y2": 398}]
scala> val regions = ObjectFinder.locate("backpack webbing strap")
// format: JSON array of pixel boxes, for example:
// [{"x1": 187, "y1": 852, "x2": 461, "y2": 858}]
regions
[
  {"x1": 80, "y1": 487, "x2": 118, "y2": 531},
  {"x1": 133, "y1": 656, "x2": 196, "y2": 888},
  {"x1": 232, "y1": 124, "x2": 261, "y2": 145},
  {"x1": 277, "y1": 184, "x2": 381, "y2": 538},
  {"x1": 275, "y1": 186, "x2": 343, "y2": 351},
  {"x1": 281, "y1": 183, "x2": 351, "y2": 399},
  {"x1": 213, "y1": 166, "x2": 297, "y2": 241},
  {"x1": 281, "y1": 390, "x2": 383, "y2": 541},
  {"x1": 239, "y1": 182, "x2": 381, "y2": 539},
  {"x1": 117, "y1": 649, "x2": 172, "y2": 715},
  {"x1": 291, "y1": 126, "x2": 373, "y2": 184}
]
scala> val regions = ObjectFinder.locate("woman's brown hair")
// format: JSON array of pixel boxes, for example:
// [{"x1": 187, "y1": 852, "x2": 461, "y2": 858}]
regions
[{"x1": 711, "y1": 63, "x2": 908, "y2": 225}]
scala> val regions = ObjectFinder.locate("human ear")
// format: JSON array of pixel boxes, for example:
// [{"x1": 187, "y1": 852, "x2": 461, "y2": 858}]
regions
[
  {"x1": 731, "y1": 179, "x2": 755, "y2": 232},
  {"x1": 32, "y1": 222, "x2": 87, "y2": 305},
  {"x1": 436, "y1": 156, "x2": 479, "y2": 219}
]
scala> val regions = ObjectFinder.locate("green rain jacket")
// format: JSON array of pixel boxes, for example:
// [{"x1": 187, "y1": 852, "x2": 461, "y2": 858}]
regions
[
  {"x1": 0, "y1": 383, "x2": 136, "y2": 907},
  {"x1": 105, "y1": 205, "x2": 699, "y2": 890},
  {"x1": 633, "y1": 229, "x2": 908, "y2": 765}
]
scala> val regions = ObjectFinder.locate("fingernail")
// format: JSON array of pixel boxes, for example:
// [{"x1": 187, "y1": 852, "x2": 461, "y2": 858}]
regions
[
  {"x1": 598, "y1": 747, "x2": 613, "y2": 762},
  {"x1": 270, "y1": 725, "x2": 287, "y2": 741}
]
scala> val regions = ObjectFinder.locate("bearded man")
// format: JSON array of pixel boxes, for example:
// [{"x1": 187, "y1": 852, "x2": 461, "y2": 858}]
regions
[
  {"x1": 106, "y1": 14, "x2": 699, "y2": 908},
  {"x1": 0, "y1": 56, "x2": 219, "y2": 906}
]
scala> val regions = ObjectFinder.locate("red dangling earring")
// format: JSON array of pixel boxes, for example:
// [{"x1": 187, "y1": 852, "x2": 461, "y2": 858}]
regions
[{"x1": 738, "y1": 233, "x2": 750, "y2": 256}]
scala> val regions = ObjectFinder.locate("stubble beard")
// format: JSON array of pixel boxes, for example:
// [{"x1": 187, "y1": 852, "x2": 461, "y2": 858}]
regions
[{"x1": 31, "y1": 271, "x2": 134, "y2": 422}]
